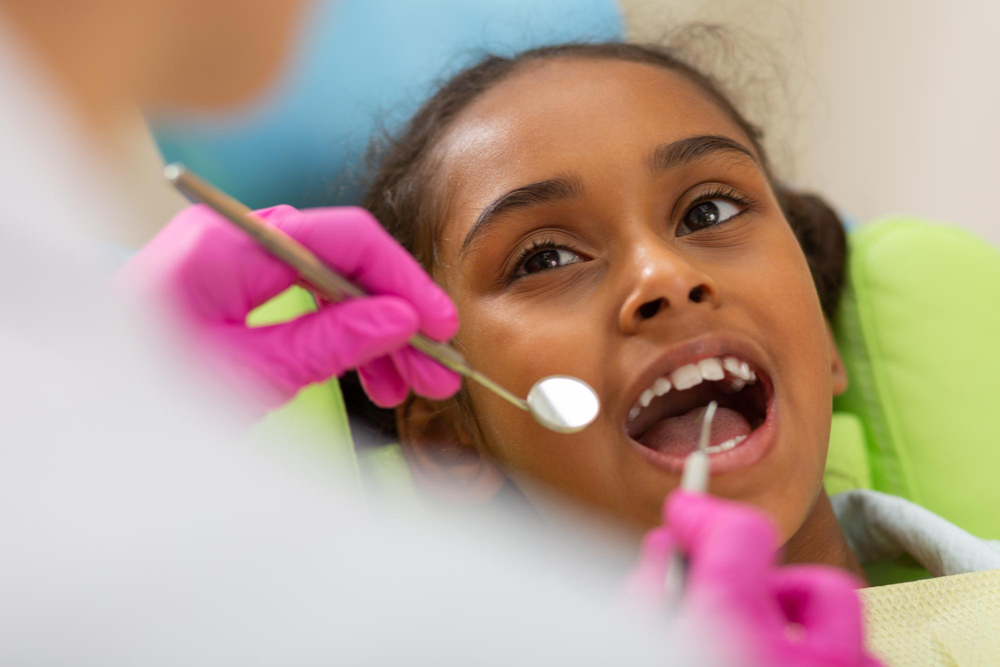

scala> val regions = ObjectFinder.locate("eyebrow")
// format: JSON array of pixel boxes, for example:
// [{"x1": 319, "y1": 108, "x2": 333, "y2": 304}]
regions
[
  {"x1": 647, "y1": 134, "x2": 758, "y2": 173},
  {"x1": 460, "y1": 175, "x2": 583, "y2": 255},
  {"x1": 459, "y1": 134, "x2": 758, "y2": 256}
]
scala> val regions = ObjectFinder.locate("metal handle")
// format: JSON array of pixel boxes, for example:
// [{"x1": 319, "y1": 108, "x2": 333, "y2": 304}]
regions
[{"x1": 165, "y1": 164, "x2": 529, "y2": 411}]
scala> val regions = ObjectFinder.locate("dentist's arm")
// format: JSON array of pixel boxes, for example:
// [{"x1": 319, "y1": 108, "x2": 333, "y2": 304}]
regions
[{"x1": 121, "y1": 204, "x2": 461, "y2": 413}]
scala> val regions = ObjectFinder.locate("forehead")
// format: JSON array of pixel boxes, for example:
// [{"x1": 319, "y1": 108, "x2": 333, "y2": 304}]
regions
[{"x1": 433, "y1": 57, "x2": 756, "y2": 223}]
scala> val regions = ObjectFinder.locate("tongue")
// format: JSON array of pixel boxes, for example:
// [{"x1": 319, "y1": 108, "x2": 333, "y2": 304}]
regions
[{"x1": 639, "y1": 405, "x2": 752, "y2": 456}]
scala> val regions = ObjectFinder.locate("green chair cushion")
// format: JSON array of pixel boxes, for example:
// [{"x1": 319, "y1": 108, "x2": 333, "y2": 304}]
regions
[
  {"x1": 832, "y1": 218, "x2": 1000, "y2": 540},
  {"x1": 823, "y1": 412, "x2": 873, "y2": 497}
]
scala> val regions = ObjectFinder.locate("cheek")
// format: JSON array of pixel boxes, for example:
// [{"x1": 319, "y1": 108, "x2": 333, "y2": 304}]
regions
[
  {"x1": 453, "y1": 270, "x2": 616, "y2": 394},
  {"x1": 458, "y1": 295, "x2": 591, "y2": 439},
  {"x1": 734, "y1": 219, "x2": 831, "y2": 387},
  {"x1": 757, "y1": 228, "x2": 833, "y2": 420},
  {"x1": 733, "y1": 223, "x2": 833, "y2": 538},
  {"x1": 450, "y1": 292, "x2": 622, "y2": 501}
]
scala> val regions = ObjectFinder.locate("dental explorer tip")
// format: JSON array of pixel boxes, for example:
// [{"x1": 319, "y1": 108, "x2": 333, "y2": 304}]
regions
[{"x1": 698, "y1": 401, "x2": 718, "y2": 453}]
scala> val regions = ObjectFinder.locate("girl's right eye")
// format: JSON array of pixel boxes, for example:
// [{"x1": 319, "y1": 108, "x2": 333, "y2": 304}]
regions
[{"x1": 513, "y1": 245, "x2": 583, "y2": 279}]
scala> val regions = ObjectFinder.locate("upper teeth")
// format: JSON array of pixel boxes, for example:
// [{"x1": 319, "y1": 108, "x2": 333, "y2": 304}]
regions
[
  {"x1": 698, "y1": 358, "x2": 725, "y2": 381},
  {"x1": 639, "y1": 376, "x2": 674, "y2": 408},
  {"x1": 627, "y1": 355, "x2": 758, "y2": 423}
]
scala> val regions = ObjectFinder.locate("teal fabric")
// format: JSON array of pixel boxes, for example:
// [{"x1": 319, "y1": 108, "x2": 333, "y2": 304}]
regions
[{"x1": 151, "y1": 0, "x2": 623, "y2": 210}]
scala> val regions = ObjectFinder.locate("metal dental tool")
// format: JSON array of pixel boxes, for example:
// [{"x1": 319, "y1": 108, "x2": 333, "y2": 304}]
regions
[
  {"x1": 165, "y1": 164, "x2": 600, "y2": 434},
  {"x1": 664, "y1": 400, "x2": 717, "y2": 598}
]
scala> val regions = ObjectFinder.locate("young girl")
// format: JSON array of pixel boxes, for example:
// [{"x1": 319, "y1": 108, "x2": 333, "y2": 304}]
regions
[{"x1": 344, "y1": 42, "x2": 995, "y2": 582}]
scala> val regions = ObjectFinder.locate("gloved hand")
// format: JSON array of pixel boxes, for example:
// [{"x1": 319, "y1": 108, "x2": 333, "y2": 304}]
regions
[
  {"x1": 122, "y1": 204, "x2": 461, "y2": 413},
  {"x1": 626, "y1": 492, "x2": 880, "y2": 667}
]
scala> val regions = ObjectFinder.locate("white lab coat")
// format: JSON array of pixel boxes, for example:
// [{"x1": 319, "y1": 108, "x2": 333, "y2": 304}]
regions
[{"x1": 0, "y1": 15, "x2": 721, "y2": 666}]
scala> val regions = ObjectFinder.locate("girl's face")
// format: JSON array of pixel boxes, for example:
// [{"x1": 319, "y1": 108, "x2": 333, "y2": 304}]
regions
[{"x1": 402, "y1": 58, "x2": 845, "y2": 541}]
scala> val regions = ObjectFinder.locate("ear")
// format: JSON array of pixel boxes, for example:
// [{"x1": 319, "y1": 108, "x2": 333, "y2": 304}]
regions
[
  {"x1": 826, "y1": 320, "x2": 848, "y2": 397},
  {"x1": 396, "y1": 394, "x2": 506, "y2": 504}
]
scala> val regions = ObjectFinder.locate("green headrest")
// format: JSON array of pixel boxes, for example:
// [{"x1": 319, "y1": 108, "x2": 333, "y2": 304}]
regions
[
  {"x1": 249, "y1": 218, "x2": 1000, "y2": 543},
  {"x1": 829, "y1": 218, "x2": 1000, "y2": 540}
]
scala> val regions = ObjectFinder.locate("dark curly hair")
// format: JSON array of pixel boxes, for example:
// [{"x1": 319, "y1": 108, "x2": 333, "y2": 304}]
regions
[{"x1": 344, "y1": 41, "x2": 847, "y2": 443}]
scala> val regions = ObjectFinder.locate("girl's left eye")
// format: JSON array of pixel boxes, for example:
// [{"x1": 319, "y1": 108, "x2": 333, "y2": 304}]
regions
[
  {"x1": 679, "y1": 197, "x2": 745, "y2": 236},
  {"x1": 514, "y1": 246, "x2": 583, "y2": 278}
]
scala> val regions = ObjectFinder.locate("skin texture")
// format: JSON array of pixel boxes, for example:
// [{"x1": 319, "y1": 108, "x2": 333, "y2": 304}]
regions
[{"x1": 399, "y1": 57, "x2": 862, "y2": 575}]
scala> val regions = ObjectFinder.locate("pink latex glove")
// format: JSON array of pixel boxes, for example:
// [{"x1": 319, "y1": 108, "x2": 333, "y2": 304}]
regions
[
  {"x1": 122, "y1": 204, "x2": 460, "y2": 413},
  {"x1": 626, "y1": 492, "x2": 880, "y2": 667}
]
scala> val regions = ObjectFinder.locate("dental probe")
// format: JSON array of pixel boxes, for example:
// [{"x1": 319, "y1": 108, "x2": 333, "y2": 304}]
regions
[
  {"x1": 164, "y1": 164, "x2": 600, "y2": 434},
  {"x1": 664, "y1": 401, "x2": 717, "y2": 599}
]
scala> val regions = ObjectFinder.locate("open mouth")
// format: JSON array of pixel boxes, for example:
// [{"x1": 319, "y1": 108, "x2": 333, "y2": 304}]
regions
[{"x1": 625, "y1": 353, "x2": 774, "y2": 472}]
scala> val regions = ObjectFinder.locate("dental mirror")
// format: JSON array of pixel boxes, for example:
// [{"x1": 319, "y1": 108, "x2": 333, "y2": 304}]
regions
[
  {"x1": 525, "y1": 375, "x2": 600, "y2": 434},
  {"x1": 166, "y1": 164, "x2": 601, "y2": 434}
]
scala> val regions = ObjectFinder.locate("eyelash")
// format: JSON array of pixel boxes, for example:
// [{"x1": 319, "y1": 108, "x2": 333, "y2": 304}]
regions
[
  {"x1": 508, "y1": 237, "x2": 570, "y2": 283},
  {"x1": 506, "y1": 186, "x2": 756, "y2": 283},
  {"x1": 686, "y1": 185, "x2": 756, "y2": 224}
]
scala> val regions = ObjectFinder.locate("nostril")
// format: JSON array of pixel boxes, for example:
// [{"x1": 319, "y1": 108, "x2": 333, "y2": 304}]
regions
[
  {"x1": 638, "y1": 298, "x2": 664, "y2": 319},
  {"x1": 689, "y1": 286, "x2": 705, "y2": 303}
]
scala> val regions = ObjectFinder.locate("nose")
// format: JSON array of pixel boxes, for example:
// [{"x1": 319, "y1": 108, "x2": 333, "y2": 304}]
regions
[{"x1": 618, "y1": 246, "x2": 719, "y2": 335}]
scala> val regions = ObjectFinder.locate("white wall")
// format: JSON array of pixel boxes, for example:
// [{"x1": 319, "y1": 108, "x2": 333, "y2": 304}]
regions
[{"x1": 622, "y1": 0, "x2": 1000, "y2": 247}]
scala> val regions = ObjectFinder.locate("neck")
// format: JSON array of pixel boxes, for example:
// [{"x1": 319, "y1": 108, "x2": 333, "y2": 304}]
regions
[{"x1": 783, "y1": 490, "x2": 867, "y2": 582}]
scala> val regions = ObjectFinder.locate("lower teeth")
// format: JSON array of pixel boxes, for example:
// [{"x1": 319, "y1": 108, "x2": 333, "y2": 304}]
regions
[{"x1": 704, "y1": 435, "x2": 747, "y2": 454}]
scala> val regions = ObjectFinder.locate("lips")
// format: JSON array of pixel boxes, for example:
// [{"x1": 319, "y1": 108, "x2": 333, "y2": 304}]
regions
[{"x1": 621, "y1": 335, "x2": 778, "y2": 475}]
